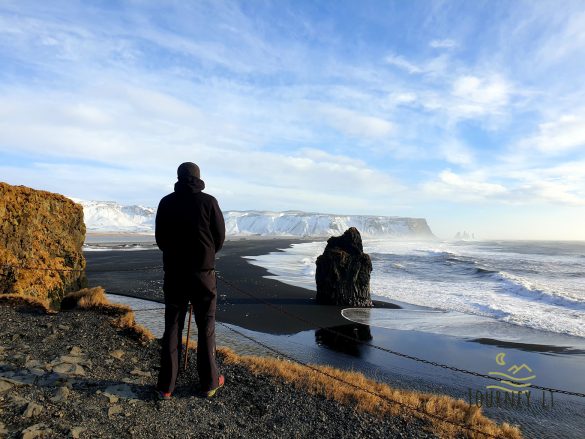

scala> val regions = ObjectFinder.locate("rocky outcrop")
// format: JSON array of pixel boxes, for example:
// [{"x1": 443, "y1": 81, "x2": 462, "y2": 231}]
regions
[
  {"x1": 0, "y1": 182, "x2": 86, "y2": 303},
  {"x1": 315, "y1": 227, "x2": 373, "y2": 307}
]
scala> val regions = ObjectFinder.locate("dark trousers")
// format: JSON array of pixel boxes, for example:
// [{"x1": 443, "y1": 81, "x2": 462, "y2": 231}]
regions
[{"x1": 157, "y1": 270, "x2": 219, "y2": 393}]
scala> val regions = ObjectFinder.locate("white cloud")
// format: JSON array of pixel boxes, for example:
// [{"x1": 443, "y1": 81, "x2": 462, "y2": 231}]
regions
[
  {"x1": 525, "y1": 114, "x2": 585, "y2": 154},
  {"x1": 384, "y1": 54, "x2": 422, "y2": 74},
  {"x1": 526, "y1": 180, "x2": 585, "y2": 206},
  {"x1": 320, "y1": 106, "x2": 394, "y2": 139},
  {"x1": 422, "y1": 159, "x2": 585, "y2": 206},
  {"x1": 422, "y1": 170, "x2": 507, "y2": 201},
  {"x1": 503, "y1": 160, "x2": 585, "y2": 206},
  {"x1": 0, "y1": 145, "x2": 404, "y2": 213},
  {"x1": 0, "y1": 83, "x2": 403, "y2": 210},
  {"x1": 388, "y1": 92, "x2": 417, "y2": 105},
  {"x1": 533, "y1": 5, "x2": 585, "y2": 66},
  {"x1": 439, "y1": 140, "x2": 474, "y2": 165},
  {"x1": 429, "y1": 39, "x2": 457, "y2": 49},
  {"x1": 450, "y1": 75, "x2": 511, "y2": 117}
]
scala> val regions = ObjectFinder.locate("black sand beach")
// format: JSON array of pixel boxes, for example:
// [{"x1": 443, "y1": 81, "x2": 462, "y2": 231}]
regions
[
  {"x1": 85, "y1": 238, "x2": 398, "y2": 334},
  {"x1": 84, "y1": 238, "x2": 585, "y2": 439}
]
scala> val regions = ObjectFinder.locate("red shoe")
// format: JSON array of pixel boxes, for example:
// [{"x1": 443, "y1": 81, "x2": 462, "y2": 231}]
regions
[
  {"x1": 200, "y1": 375, "x2": 225, "y2": 398},
  {"x1": 156, "y1": 389, "x2": 172, "y2": 400}
]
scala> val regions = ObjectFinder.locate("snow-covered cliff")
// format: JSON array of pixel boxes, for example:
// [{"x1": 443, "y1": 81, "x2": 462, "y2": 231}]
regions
[
  {"x1": 73, "y1": 199, "x2": 435, "y2": 239},
  {"x1": 224, "y1": 211, "x2": 435, "y2": 238},
  {"x1": 71, "y1": 199, "x2": 155, "y2": 233}
]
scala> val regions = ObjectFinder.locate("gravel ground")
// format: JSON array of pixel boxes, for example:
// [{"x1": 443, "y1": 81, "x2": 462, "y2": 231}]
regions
[{"x1": 0, "y1": 303, "x2": 437, "y2": 439}]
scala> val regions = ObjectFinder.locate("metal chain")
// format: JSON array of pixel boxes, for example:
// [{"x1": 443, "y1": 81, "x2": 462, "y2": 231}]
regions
[
  {"x1": 125, "y1": 307, "x2": 165, "y2": 312},
  {"x1": 86, "y1": 266, "x2": 164, "y2": 273},
  {"x1": 2, "y1": 263, "x2": 164, "y2": 273},
  {"x1": 2, "y1": 264, "x2": 85, "y2": 273}
]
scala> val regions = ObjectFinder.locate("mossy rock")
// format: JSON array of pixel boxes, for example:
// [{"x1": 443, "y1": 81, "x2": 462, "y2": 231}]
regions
[{"x1": 0, "y1": 182, "x2": 86, "y2": 302}]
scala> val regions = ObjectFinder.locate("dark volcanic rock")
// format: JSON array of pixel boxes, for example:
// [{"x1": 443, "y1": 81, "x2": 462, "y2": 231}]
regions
[{"x1": 315, "y1": 228, "x2": 373, "y2": 307}]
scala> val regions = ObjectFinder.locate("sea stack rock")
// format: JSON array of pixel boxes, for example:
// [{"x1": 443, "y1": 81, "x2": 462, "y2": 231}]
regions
[
  {"x1": 315, "y1": 227, "x2": 373, "y2": 307},
  {"x1": 0, "y1": 182, "x2": 86, "y2": 303}
]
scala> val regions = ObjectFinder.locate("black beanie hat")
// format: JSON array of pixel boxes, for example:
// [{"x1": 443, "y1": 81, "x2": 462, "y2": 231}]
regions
[{"x1": 177, "y1": 162, "x2": 200, "y2": 180}]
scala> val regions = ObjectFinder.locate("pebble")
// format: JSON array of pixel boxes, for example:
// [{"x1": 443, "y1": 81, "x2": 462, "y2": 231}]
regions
[
  {"x1": 21, "y1": 423, "x2": 52, "y2": 439},
  {"x1": 52, "y1": 363, "x2": 86, "y2": 376},
  {"x1": 103, "y1": 384, "x2": 137, "y2": 400},
  {"x1": 55, "y1": 355, "x2": 89, "y2": 365},
  {"x1": 0, "y1": 379, "x2": 14, "y2": 393},
  {"x1": 69, "y1": 346, "x2": 83, "y2": 356},
  {"x1": 108, "y1": 404, "x2": 124, "y2": 418},
  {"x1": 106, "y1": 393, "x2": 119, "y2": 404},
  {"x1": 0, "y1": 422, "x2": 7, "y2": 435},
  {"x1": 110, "y1": 350, "x2": 125, "y2": 360},
  {"x1": 24, "y1": 359, "x2": 42, "y2": 369},
  {"x1": 8, "y1": 394, "x2": 28, "y2": 407},
  {"x1": 23, "y1": 401, "x2": 43, "y2": 418},
  {"x1": 130, "y1": 368, "x2": 151, "y2": 377},
  {"x1": 70, "y1": 426, "x2": 86, "y2": 438},
  {"x1": 50, "y1": 386, "x2": 70, "y2": 402}
]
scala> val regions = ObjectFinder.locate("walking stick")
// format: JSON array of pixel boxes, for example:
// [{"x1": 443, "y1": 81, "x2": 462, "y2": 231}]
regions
[{"x1": 183, "y1": 303, "x2": 193, "y2": 371}]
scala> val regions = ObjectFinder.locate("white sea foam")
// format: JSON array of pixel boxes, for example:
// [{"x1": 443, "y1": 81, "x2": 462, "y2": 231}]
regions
[{"x1": 244, "y1": 240, "x2": 585, "y2": 338}]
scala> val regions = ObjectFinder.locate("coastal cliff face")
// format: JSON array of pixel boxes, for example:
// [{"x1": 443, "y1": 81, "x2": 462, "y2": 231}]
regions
[
  {"x1": 225, "y1": 212, "x2": 436, "y2": 238},
  {"x1": 73, "y1": 198, "x2": 437, "y2": 239},
  {"x1": 0, "y1": 182, "x2": 86, "y2": 302}
]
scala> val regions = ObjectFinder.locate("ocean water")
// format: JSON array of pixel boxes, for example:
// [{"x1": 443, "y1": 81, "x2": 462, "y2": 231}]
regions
[
  {"x1": 84, "y1": 234, "x2": 157, "y2": 251},
  {"x1": 244, "y1": 240, "x2": 585, "y2": 339}
]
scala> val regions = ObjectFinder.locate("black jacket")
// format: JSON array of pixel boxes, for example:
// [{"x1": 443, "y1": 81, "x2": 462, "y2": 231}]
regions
[{"x1": 155, "y1": 178, "x2": 225, "y2": 273}]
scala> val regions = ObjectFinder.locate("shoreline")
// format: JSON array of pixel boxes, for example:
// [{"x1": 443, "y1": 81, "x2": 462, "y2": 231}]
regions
[
  {"x1": 85, "y1": 239, "x2": 399, "y2": 335},
  {"x1": 85, "y1": 238, "x2": 585, "y2": 350}
]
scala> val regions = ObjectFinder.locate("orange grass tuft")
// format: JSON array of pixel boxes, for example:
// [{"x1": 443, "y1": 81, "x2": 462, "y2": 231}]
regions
[
  {"x1": 0, "y1": 293, "x2": 52, "y2": 313},
  {"x1": 61, "y1": 287, "x2": 154, "y2": 343},
  {"x1": 217, "y1": 347, "x2": 522, "y2": 439},
  {"x1": 181, "y1": 336, "x2": 198, "y2": 350}
]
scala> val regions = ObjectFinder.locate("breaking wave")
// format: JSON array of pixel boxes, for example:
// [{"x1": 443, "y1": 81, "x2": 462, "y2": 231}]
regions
[{"x1": 245, "y1": 239, "x2": 585, "y2": 338}]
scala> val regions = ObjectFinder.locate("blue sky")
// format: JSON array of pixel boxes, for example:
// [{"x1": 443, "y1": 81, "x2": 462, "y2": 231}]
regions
[{"x1": 1, "y1": 0, "x2": 585, "y2": 240}]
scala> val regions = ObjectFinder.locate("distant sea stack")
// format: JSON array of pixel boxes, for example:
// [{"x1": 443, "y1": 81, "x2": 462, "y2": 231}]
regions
[
  {"x1": 0, "y1": 182, "x2": 86, "y2": 303},
  {"x1": 454, "y1": 231, "x2": 475, "y2": 240},
  {"x1": 315, "y1": 227, "x2": 373, "y2": 307}
]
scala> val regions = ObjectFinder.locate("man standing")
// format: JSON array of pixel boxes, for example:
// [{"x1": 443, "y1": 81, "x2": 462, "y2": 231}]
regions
[{"x1": 155, "y1": 162, "x2": 226, "y2": 399}]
